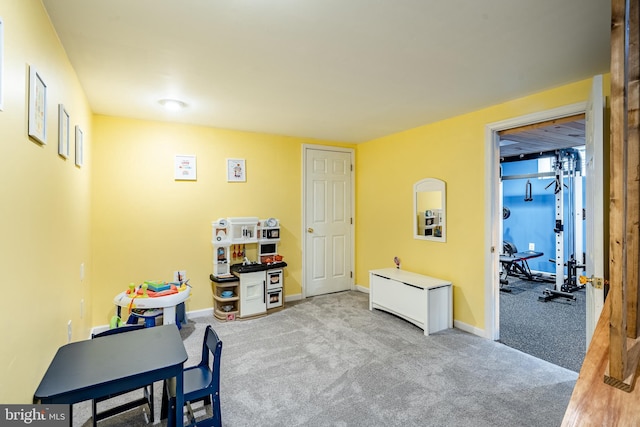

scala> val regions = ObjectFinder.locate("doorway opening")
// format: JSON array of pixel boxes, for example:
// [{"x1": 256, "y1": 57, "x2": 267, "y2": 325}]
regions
[{"x1": 498, "y1": 116, "x2": 587, "y2": 372}]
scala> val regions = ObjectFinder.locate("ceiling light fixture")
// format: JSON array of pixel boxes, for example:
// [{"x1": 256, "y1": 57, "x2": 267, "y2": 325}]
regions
[{"x1": 158, "y1": 98, "x2": 187, "y2": 111}]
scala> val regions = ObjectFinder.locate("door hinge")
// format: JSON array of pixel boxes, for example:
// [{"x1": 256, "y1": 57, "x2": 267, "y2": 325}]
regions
[
  {"x1": 350, "y1": 164, "x2": 353, "y2": 172},
  {"x1": 350, "y1": 217, "x2": 353, "y2": 225},
  {"x1": 350, "y1": 271, "x2": 353, "y2": 278}
]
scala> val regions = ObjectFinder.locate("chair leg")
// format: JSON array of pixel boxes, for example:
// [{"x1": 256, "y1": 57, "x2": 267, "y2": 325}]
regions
[
  {"x1": 147, "y1": 383, "x2": 154, "y2": 422},
  {"x1": 92, "y1": 399, "x2": 98, "y2": 427},
  {"x1": 212, "y1": 395, "x2": 222, "y2": 427},
  {"x1": 160, "y1": 380, "x2": 169, "y2": 420}
]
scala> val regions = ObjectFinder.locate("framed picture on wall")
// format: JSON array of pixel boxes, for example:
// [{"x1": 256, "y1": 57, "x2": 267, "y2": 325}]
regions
[
  {"x1": 227, "y1": 158, "x2": 246, "y2": 182},
  {"x1": 58, "y1": 104, "x2": 70, "y2": 159},
  {"x1": 75, "y1": 125, "x2": 83, "y2": 167},
  {"x1": 28, "y1": 65, "x2": 47, "y2": 144},
  {"x1": 174, "y1": 154, "x2": 197, "y2": 180}
]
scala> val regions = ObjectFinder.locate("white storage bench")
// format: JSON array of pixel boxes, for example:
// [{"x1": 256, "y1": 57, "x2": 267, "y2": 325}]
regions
[{"x1": 369, "y1": 268, "x2": 453, "y2": 335}]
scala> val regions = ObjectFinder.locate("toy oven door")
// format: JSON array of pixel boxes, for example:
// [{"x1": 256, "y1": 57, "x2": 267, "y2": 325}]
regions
[
  {"x1": 266, "y1": 288, "x2": 282, "y2": 309},
  {"x1": 267, "y1": 269, "x2": 283, "y2": 290}
]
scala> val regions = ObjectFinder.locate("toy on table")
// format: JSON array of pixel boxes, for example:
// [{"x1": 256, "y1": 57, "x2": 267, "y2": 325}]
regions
[{"x1": 125, "y1": 279, "x2": 190, "y2": 299}]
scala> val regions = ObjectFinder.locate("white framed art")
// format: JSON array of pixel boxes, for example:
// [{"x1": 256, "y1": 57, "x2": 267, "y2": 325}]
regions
[
  {"x1": 75, "y1": 125, "x2": 83, "y2": 167},
  {"x1": 58, "y1": 104, "x2": 70, "y2": 158},
  {"x1": 227, "y1": 158, "x2": 246, "y2": 182},
  {"x1": 28, "y1": 65, "x2": 47, "y2": 144},
  {"x1": 174, "y1": 155, "x2": 197, "y2": 180}
]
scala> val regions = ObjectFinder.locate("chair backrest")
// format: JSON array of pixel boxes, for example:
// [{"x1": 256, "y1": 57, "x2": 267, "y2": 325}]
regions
[
  {"x1": 91, "y1": 324, "x2": 146, "y2": 339},
  {"x1": 200, "y1": 325, "x2": 223, "y2": 388}
]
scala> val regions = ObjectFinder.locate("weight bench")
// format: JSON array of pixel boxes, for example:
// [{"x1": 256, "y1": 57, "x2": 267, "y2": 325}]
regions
[{"x1": 500, "y1": 250, "x2": 544, "y2": 282}]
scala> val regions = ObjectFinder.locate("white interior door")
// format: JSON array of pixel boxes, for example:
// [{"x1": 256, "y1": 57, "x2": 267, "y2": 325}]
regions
[
  {"x1": 303, "y1": 146, "x2": 353, "y2": 297},
  {"x1": 585, "y1": 75, "x2": 605, "y2": 346}
]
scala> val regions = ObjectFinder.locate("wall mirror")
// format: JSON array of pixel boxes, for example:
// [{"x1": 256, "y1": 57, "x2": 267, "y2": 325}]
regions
[{"x1": 414, "y1": 178, "x2": 446, "y2": 242}]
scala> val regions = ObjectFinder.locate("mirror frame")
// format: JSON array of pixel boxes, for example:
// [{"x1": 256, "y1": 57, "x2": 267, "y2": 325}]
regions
[{"x1": 413, "y1": 178, "x2": 446, "y2": 242}]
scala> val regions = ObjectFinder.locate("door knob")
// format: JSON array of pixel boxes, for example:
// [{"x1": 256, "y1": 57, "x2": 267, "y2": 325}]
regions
[{"x1": 307, "y1": 228, "x2": 314, "y2": 233}]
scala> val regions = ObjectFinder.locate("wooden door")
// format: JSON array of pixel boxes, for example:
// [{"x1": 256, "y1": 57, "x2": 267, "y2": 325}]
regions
[
  {"x1": 585, "y1": 75, "x2": 605, "y2": 346},
  {"x1": 303, "y1": 146, "x2": 353, "y2": 297}
]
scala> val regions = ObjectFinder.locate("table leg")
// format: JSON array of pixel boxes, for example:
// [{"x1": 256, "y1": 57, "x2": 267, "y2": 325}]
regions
[
  {"x1": 163, "y1": 306, "x2": 176, "y2": 325},
  {"x1": 175, "y1": 370, "x2": 184, "y2": 427}
]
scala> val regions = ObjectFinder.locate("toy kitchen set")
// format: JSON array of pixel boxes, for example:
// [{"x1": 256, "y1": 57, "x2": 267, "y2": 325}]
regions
[{"x1": 210, "y1": 217, "x2": 287, "y2": 321}]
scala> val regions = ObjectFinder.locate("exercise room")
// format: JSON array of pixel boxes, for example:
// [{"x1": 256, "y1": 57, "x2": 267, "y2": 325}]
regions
[{"x1": 498, "y1": 118, "x2": 589, "y2": 373}]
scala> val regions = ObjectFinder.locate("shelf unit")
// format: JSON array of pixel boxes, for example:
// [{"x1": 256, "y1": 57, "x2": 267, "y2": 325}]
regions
[
  {"x1": 211, "y1": 217, "x2": 260, "y2": 277},
  {"x1": 212, "y1": 279, "x2": 240, "y2": 321}
]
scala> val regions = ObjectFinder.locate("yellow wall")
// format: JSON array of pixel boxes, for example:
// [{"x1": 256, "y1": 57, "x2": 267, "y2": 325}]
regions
[
  {"x1": 91, "y1": 115, "x2": 354, "y2": 322},
  {"x1": 0, "y1": 0, "x2": 93, "y2": 403},
  {"x1": 355, "y1": 76, "x2": 609, "y2": 331}
]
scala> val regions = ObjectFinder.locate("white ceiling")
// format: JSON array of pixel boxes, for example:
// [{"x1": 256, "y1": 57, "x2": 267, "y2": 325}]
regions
[{"x1": 41, "y1": 0, "x2": 611, "y2": 143}]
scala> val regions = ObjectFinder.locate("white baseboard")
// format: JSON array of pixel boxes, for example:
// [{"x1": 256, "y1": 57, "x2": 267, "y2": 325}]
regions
[
  {"x1": 188, "y1": 307, "x2": 213, "y2": 319},
  {"x1": 354, "y1": 284, "x2": 369, "y2": 293},
  {"x1": 454, "y1": 319, "x2": 486, "y2": 338},
  {"x1": 285, "y1": 293, "x2": 302, "y2": 302}
]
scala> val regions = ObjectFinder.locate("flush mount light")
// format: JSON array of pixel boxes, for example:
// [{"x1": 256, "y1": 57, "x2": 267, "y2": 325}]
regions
[{"x1": 158, "y1": 98, "x2": 187, "y2": 111}]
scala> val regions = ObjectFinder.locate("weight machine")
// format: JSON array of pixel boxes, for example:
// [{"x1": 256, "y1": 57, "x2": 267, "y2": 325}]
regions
[
  {"x1": 539, "y1": 148, "x2": 585, "y2": 302},
  {"x1": 500, "y1": 148, "x2": 585, "y2": 299}
]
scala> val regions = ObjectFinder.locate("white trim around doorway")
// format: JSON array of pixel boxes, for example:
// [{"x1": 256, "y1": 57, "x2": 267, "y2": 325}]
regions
[{"x1": 483, "y1": 102, "x2": 587, "y2": 340}]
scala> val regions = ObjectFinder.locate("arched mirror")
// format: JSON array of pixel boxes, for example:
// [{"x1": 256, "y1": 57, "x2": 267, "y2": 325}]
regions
[{"x1": 414, "y1": 178, "x2": 446, "y2": 242}]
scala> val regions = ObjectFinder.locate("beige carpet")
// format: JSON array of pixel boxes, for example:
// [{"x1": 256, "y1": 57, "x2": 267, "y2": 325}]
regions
[{"x1": 73, "y1": 291, "x2": 577, "y2": 426}]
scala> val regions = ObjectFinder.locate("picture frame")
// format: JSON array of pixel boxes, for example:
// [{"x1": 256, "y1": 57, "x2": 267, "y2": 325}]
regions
[
  {"x1": 75, "y1": 125, "x2": 83, "y2": 167},
  {"x1": 28, "y1": 65, "x2": 47, "y2": 144},
  {"x1": 58, "y1": 104, "x2": 70, "y2": 159},
  {"x1": 0, "y1": 18, "x2": 4, "y2": 111},
  {"x1": 227, "y1": 158, "x2": 246, "y2": 182},
  {"x1": 174, "y1": 154, "x2": 197, "y2": 180}
]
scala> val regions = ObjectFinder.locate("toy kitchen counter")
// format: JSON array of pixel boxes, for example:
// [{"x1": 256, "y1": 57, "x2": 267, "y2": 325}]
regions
[
  {"x1": 210, "y1": 261, "x2": 287, "y2": 321},
  {"x1": 210, "y1": 217, "x2": 287, "y2": 320},
  {"x1": 231, "y1": 261, "x2": 288, "y2": 273}
]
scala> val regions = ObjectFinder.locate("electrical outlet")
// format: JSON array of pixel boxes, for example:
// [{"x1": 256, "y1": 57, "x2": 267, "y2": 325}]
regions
[
  {"x1": 528, "y1": 243, "x2": 535, "y2": 251},
  {"x1": 80, "y1": 299, "x2": 84, "y2": 319},
  {"x1": 174, "y1": 270, "x2": 187, "y2": 282},
  {"x1": 67, "y1": 320, "x2": 72, "y2": 343}
]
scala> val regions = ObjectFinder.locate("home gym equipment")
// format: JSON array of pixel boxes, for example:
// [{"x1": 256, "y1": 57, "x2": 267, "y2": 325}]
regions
[
  {"x1": 538, "y1": 149, "x2": 585, "y2": 302},
  {"x1": 524, "y1": 180, "x2": 533, "y2": 202},
  {"x1": 499, "y1": 241, "x2": 548, "y2": 292},
  {"x1": 500, "y1": 148, "x2": 585, "y2": 299}
]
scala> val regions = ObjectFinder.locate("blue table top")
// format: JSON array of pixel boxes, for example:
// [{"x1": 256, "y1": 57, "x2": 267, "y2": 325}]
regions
[{"x1": 34, "y1": 325, "x2": 187, "y2": 403}]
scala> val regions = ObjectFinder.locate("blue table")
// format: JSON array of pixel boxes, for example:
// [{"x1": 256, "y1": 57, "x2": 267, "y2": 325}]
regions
[{"x1": 34, "y1": 325, "x2": 188, "y2": 427}]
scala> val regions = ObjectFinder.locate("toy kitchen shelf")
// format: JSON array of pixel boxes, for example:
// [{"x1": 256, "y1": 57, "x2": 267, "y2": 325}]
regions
[
  {"x1": 210, "y1": 217, "x2": 286, "y2": 321},
  {"x1": 210, "y1": 275, "x2": 240, "y2": 321}
]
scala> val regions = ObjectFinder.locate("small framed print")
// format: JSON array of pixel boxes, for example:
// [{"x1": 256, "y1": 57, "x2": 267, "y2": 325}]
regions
[
  {"x1": 28, "y1": 65, "x2": 47, "y2": 144},
  {"x1": 75, "y1": 125, "x2": 83, "y2": 167},
  {"x1": 175, "y1": 155, "x2": 197, "y2": 180},
  {"x1": 227, "y1": 158, "x2": 246, "y2": 182},
  {"x1": 58, "y1": 104, "x2": 70, "y2": 159}
]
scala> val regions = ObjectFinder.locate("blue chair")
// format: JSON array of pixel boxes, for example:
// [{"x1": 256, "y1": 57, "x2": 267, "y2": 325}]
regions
[
  {"x1": 161, "y1": 325, "x2": 223, "y2": 427},
  {"x1": 91, "y1": 324, "x2": 154, "y2": 426}
]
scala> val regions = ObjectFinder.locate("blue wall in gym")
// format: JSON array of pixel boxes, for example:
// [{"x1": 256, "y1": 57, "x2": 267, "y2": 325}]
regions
[{"x1": 502, "y1": 159, "x2": 585, "y2": 274}]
